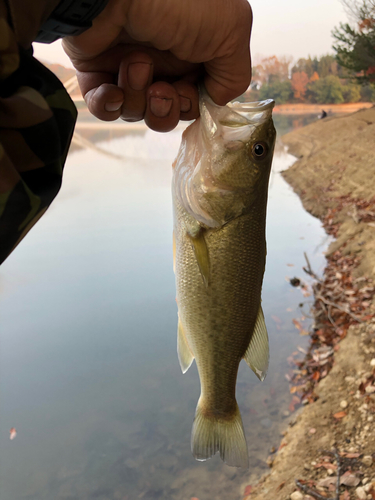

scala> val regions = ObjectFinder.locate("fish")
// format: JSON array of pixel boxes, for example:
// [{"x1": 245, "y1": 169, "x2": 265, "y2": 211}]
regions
[{"x1": 172, "y1": 88, "x2": 276, "y2": 469}]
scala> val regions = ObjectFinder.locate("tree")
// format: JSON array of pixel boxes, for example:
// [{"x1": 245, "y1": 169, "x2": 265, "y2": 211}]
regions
[
  {"x1": 308, "y1": 75, "x2": 345, "y2": 103},
  {"x1": 291, "y1": 57, "x2": 317, "y2": 78},
  {"x1": 341, "y1": 82, "x2": 362, "y2": 101},
  {"x1": 291, "y1": 71, "x2": 309, "y2": 100},
  {"x1": 259, "y1": 80, "x2": 293, "y2": 104},
  {"x1": 316, "y1": 55, "x2": 339, "y2": 77},
  {"x1": 333, "y1": 0, "x2": 375, "y2": 83},
  {"x1": 252, "y1": 55, "x2": 292, "y2": 87}
]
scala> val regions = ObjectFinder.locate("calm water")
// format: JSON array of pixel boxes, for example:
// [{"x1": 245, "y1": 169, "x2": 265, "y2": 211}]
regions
[{"x1": 0, "y1": 114, "x2": 328, "y2": 500}]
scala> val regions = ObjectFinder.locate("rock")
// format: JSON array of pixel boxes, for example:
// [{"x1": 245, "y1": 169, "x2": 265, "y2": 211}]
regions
[
  {"x1": 362, "y1": 455, "x2": 373, "y2": 467},
  {"x1": 364, "y1": 483, "x2": 372, "y2": 493},
  {"x1": 290, "y1": 491, "x2": 304, "y2": 500},
  {"x1": 356, "y1": 486, "x2": 367, "y2": 499},
  {"x1": 370, "y1": 358, "x2": 375, "y2": 366},
  {"x1": 260, "y1": 418, "x2": 272, "y2": 428},
  {"x1": 340, "y1": 400, "x2": 348, "y2": 409}
]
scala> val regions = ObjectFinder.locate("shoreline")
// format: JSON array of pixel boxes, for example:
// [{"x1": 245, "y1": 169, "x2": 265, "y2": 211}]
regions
[
  {"x1": 245, "y1": 107, "x2": 375, "y2": 500},
  {"x1": 273, "y1": 102, "x2": 373, "y2": 115}
]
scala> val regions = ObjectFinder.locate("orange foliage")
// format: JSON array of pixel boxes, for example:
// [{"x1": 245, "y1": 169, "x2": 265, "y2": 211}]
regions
[
  {"x1": 359, "y1": 17, "x2": 375, "y2": 31},
  {"x1": 310, "y1": 71, "x2": 319, "y2": 82},
  {"x1": 252, "y1": 55, "x2": 292, "y2": 86},
  {"x1": 291, "y1": 71, "x2": 309, "y2": 100}
]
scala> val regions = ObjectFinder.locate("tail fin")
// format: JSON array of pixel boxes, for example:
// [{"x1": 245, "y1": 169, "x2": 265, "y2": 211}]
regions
[{"x1": 191, "y1": 398, "x2": 249, "y2": 469}]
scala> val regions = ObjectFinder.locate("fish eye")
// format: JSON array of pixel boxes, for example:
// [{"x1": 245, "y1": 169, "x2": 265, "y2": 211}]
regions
[{"x1": 252, "y1": 142, "x2": 268, "y2": 160}]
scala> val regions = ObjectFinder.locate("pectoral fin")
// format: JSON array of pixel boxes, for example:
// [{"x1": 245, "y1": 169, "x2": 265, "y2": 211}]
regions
[
  {"x1": 188, "y1": 230, "x2": 210, "y2": 287},
  {"x1": 177, "y1": 317, "x2": 194, "y2": 373},
  {"x1": 244, "y1": 305, "x2": 269, "y2": 381}
]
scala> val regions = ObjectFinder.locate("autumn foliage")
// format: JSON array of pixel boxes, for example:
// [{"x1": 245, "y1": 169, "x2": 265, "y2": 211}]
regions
[{"x1": 246, "y1": 54, "x2": 374, "y2": 104}]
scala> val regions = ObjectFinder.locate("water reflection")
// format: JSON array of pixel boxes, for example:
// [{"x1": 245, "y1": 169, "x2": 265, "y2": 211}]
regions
[{"x1": 0, "y1": 115, "x2": 327, "y2": 500}]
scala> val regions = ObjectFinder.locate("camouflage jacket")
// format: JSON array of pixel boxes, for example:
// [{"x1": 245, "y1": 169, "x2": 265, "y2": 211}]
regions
[{"x1": 0, "y1": 3, "x2": 77, "y2": 264}]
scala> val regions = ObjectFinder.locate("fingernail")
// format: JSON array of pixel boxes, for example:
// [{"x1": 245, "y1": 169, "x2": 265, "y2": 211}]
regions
[
  {"x1": 105, "y1": 101, "x2": 123, "y2": 112},
  {"x1": 150, "y1": 97, "x2": 172, "y2": 118},
  {"x1": 128, "y1": 63, "x2": 151, "y2": 91},
  {"x1": 179, "y1": 96, "x2": 191, "y2": 113}
]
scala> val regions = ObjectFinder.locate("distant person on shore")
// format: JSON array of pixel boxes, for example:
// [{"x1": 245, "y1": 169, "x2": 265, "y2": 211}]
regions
[
  {"x1": 319, "y1": 110, "x2": 328, "y2": 119},
  {"x1": 0, "y1": 0, "x2": 252, "y2": 264}
]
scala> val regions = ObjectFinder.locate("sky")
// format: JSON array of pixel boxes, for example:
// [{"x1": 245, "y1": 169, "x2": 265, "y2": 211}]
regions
[{"x1": 32, "y1": 0, "x2": 349, "y2": 68}]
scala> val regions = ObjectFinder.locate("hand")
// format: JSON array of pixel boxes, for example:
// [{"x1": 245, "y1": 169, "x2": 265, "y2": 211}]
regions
[{"x1": 62, "y1": 0, "x2": 252, "y2": 132}]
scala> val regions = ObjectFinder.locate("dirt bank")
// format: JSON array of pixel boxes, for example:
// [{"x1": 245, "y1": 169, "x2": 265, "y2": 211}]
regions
[{"x1": 244, "y1": 107, "x2": 375, "y2": 500}]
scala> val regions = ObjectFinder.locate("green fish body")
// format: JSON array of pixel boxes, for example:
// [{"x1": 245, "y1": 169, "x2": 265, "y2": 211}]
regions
[{"x1": 172, "y1": 90, "x2": 276, "y2": 468}]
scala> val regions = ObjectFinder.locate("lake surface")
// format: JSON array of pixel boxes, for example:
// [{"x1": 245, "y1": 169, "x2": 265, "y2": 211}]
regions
[{"x1": 0, "y1": 114, "x2": 329, "y2": 500}]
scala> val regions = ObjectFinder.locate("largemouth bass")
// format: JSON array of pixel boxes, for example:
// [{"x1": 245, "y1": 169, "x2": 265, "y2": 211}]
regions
[{"x1": 172, "y1": 89, "x2": 276, "y2": 469}]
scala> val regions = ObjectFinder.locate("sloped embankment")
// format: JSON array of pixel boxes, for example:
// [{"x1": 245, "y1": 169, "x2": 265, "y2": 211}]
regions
[{"x1": 245, "y1": 106, "x2": 375, "y2": 500}]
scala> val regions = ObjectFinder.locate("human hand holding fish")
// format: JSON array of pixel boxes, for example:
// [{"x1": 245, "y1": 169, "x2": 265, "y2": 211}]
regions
[{"x1": 62, "y1": 0, "x2": 252, "y2": 131}]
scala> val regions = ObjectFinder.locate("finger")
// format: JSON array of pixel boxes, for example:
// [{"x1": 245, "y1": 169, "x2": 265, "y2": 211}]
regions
[
  {"x1": 204, "y1": 3, "x2": 252, "y2": 105},
  {"x1": 117, "y1": 51, "x2": 153, "y2": 122},
  {"x1": 144, "y1": 82, "x2": 180, "y2": 133},
  {"x1": 172, "y1": 81, "x2": 199, "y2": 121},
  {"x1": 76, "y1": 71, "x2": 124, "y2": 121}
]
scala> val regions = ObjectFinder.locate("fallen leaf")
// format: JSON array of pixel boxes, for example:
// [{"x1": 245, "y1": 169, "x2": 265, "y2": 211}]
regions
[
  {"x1": 292, "y1": 319, "x2": 303, "y2": 331},
  {"x1": 340, "y1": 472, "x2": 360, "y2": 487},
  {"x1": 271, "y1": 315, "x2": 282, "y2": 324},
  {"x1": 276, "y1": 481, "x2": 285, "y2": 491},
  {"x1": 317, "y1": 477, "x2": 336, "y2": 488},
  {"x1": 315, "y1": 462, "x2": 337, "y2": 471},
  {"x1": 312, "y1": 371, "x2": 320, "y2": 381},
  {"x1": 9, "y1": 428, "x2": 16, "y2": 440},
  {"x1": 287, "y1": 263, "x2": 294, "y2": 267},
  {"x1": 243, "y1": 485, "x2": 252, "y2": 496},
  {"x1": 333, "y1": 411, "x2": 347, "y2": 419},
  {"x1": 289, "y1": 395, "x2": 301, "y2": 412},
  {"x1": 341, "y1": 452, "x2": 360, "y2": 458},
  {"x1": 340, "y1": 491, "x2": 350, "y2": 500}
]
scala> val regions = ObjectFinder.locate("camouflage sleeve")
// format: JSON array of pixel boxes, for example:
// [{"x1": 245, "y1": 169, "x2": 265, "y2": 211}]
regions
[{"x1": 0, "y1": 7, "x2": 77, "y2": 265}]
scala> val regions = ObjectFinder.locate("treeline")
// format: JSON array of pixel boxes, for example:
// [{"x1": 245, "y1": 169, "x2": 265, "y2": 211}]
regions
[{"x1": 246, "y1": 55, "x2": 375, "y2": 104}]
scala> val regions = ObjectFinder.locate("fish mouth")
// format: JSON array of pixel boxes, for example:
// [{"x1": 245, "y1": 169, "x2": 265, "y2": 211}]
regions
[
  {"x1": 199, "y1": 86, "x2": 275, "y2": 132},
  {"x1": 228, "y1": 99, "x2": 275, "y2": 124}
]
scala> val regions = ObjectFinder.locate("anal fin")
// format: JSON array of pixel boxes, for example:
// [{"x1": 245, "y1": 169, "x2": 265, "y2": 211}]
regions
[
  {"x1": 244, "y1": 305, "x2": 269, "y2": 381},
  {"x1": 178, "y1": 317, "x2": 194, "y2": 373}
]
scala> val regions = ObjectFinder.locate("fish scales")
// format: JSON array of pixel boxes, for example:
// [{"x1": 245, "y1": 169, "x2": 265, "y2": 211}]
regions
[
  {"x1": 176, "y1": 209, "x2": 265, "y2": 405},
  {"x1": 172, "y1": 88, "x2": 276, "y2": 468}
]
